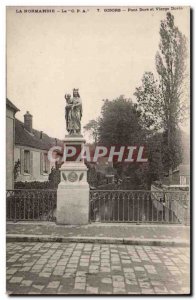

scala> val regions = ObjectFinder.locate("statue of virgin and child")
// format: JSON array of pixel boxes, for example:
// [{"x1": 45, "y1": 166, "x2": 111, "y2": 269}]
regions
[{"x1": 65, "y1": 88, "x2": 82, "y2": 135}]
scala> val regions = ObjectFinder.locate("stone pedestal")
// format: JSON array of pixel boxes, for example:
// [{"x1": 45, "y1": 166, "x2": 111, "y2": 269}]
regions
[{"x1": 56, "y1": 135, "x2": 89, "y2": 225}]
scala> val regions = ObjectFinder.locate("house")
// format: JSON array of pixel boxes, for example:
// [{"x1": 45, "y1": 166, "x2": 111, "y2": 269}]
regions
[
  {"x1": 14, "y1": 111, "x2": 62, "y2": 182},
  {"x1": 6, "y1": 99, "x2": 19, "y2": 189},
  {"x1": 171, "y1": 164, "x2": 190, "y2": 186}
]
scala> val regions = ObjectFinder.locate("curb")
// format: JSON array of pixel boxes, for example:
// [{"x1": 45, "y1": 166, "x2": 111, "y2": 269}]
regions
[{"x1": 6, "y1": 234, "x2": 189, "y2": 247}]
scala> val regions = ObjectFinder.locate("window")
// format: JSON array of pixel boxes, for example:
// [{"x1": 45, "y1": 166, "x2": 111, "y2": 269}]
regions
[
  {"x1": 43, "y1": 153, "x2": 49, "y2": 173},
  {"x1": 24, "y1": 150, "x2": 30, "y2": 173},
  {"x1": 40, "y1": 152, "x2": 49, "y2": 174}
]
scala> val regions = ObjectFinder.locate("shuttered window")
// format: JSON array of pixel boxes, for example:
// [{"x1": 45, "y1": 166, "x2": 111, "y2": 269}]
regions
[
  {"x1": 40, "y1": 152, "x2": 49, "y2": 174},
  {"x1": 20, "y1": 149, "x2": 24, "y2": 175},
  {"x1": 43, "y1": 153, "x2": 49, "y2": 173},
  {"x1": 24, "y1": 150, "x2": 30, "y2": 173},
  {"x1": 40, "y1": 152, "x2": 43, "y2": 175}
]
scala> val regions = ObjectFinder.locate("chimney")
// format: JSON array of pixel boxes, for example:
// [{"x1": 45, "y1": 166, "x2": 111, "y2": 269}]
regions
[
  {"x1": 40, "y1": 131, "x2": 43, "y2": 139},
  {"x1": 24, "y1": 111, "x2": 33, "y2": 133}
]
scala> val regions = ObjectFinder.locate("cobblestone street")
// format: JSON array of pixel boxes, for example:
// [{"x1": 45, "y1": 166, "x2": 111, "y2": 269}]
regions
[{"x1": 6, "y1": 242, "x2": 190, "y2": 295}]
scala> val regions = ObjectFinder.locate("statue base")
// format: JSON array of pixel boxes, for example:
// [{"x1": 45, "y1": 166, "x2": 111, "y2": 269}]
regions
[{"x1": 56, "y1": 135, "x2": 89, "y2": 225}]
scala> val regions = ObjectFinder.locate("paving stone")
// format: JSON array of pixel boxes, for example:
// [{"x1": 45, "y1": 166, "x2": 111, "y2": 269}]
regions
[
  {"x1": 86, "y1": 286, "x2": 98, "y2": 294},
  {"x1": 101, "y1": 277, "x2": 112, "y2": 284},
  {"x1": 134, "y1": 266, "x2": 145, "y2": 271},
  {"x1": 32, "y1": 264, "x2": 43, "y2": 270},
  {"x1": 47, "y1": 281, "x2": 60, "y2": 289},
  {"x1": 39, "y1": 272, "x2": 51, "y2": 278},
  {"x1": 53, "y1": 270, "x2": 64, "y2": 276},
  {"x1": 32, "y1": 284, "x2": 45, "y2": 291},
  {"x1": 74, "y1": 282, "x2": 86, "y2": 290},
  {"x1": 154, "y1": 286, "x2": 168, "y2": 293},
  {"x1": 76, "y1": 271, "x2": 87, "y2": 276},
  {"x1": 123, "y1": 267, "x2": 134, "y2": 272},
  {"x1": 9, "y1": 276, "x2": 23, "y2": 283},
  {"x1": 141, "y1": 288, "x2": 154, "y2": 294},
  {"x1": 89, "y1": 264, "x2": 99, "y2": 269},
  {"x1": 7, "y1": 268, "x2": 18, "y2": 275},
  {"x1": 113, "y1": 287, "x2": 126, "y2": 294},
  {"x1": 112, "y1": 275, "x2": 124, "y2": 281},
  {"x1": 100, "y1": 290, "x2": 113, "y2": 294},
  {"x1": 75, "y1": 276, "x2": 86, "y2": 283},
  {"x1": 20, "y1": 280, "x2": 33, "y2": 287},
  {"x1": 100, "y1": 267, "x2": 110, "y2": 272},
  {"x1": 20, "y1": 266, "x2": 31, "y2": 272},
  {"x1": 111, "y1": 265, "x2": 121, "y2": 271},
  {"x1": 6, "y1": 242, "x2": 190, "y2": 295},
  {"x1": 113, "y1": 281, "x2": 125, "y2": 288},
  {"x1": 79, "y1": 262, "x2": 89, "y2": 266},
  {"x1": 139, "y1": 282, "x2": 151, "y2": 288}
]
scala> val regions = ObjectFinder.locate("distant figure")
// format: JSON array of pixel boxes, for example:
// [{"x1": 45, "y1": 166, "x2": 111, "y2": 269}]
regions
[{"x1": 65, "y1": 88, "x2": 82, "y2": 135}]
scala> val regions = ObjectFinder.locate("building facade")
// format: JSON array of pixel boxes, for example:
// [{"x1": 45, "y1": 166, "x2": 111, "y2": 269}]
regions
[
  {"x1": 6, "y1": 99, "x2": 62, "y2": 185},
  {"x1": 6, "y1": 99, "x2": 19, "y2": 189},
  {"x1": 14, "y1": 112, "x2": 62, "y2": 183}
]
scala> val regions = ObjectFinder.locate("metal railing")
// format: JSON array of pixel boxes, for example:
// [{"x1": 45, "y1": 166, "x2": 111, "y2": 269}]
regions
[
  {"x1": 6, "y1": 189, "x2": 190, "y2": 224},
  {"x1": 6, "y1": 189, "x2": 57, "y2": 222},
  {"x1": 89, "y1": 190, "x2": 190, "y2": 225}
]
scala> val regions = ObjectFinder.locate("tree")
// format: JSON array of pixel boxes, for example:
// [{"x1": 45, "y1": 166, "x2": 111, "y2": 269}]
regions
[
  {"x1": 134, "y1": 72, "x2": 161, "y2": 131},
  {"x1": 84, "y1": 95, "x2": 161, "y2": 188},
  {"x1": 98, "y1": 95, "x2": 147, "y2": 185},
  {"x1": 83, "y1": 119, "x2": 99, "y2": 144},
  {"x1": 98, "y1": 95, "x2": 145, "y2": 146},
  {"x1": 134, "y1": 12, "x2": 187, "y2": 174}
]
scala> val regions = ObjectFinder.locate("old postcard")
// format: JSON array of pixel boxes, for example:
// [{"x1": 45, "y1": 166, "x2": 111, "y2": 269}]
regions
[{"x1": 6, "y1": 6, "x2": 190, "y2": 295}]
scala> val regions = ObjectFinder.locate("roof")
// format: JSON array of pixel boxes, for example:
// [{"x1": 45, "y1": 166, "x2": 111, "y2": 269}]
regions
[
  {"x1": 6, "y1": 98, "x2": 20, "y2": 113},
  {"x1": 15, "y1": 118, "x2": 63, "y2": 151}
]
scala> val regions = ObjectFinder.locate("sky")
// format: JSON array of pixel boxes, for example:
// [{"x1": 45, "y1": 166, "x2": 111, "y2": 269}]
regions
[{"x1": 6, "y1": 6, "x2": 190, "y2": 141}]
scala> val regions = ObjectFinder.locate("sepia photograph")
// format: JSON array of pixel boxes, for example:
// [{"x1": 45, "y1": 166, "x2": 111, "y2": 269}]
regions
[{"x1": 6, "y1": 5, "x2": 190, "y2": 295}]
